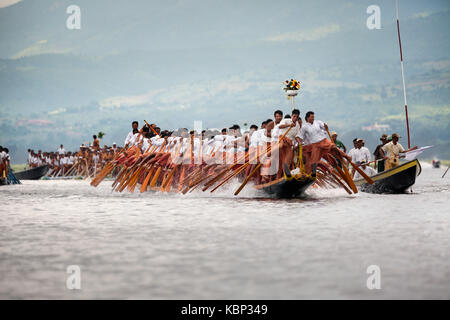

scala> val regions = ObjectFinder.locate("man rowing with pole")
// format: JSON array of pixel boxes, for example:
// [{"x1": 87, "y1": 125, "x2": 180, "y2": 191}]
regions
[
  {"x1": 124, "y1": 121, "x2": 139, "y2": 146},
  {"x1": 276, "y1": 109, "x2": 301, "y2": 177},
  {"x1": 296, "y1": 111, "x2": 352, "y2": 174}
]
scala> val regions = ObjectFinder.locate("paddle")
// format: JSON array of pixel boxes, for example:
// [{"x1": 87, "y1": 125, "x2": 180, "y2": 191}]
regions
[
  {"x1": 442, "y1": 165, "x2": 450, "y2": 178},
  {"x1": 234, "y1": 163, "x2": 262, "y2": 196},
  {"x1": 210, "y1": 126, "x2": 293, "y2": 193},
  {"x1": 325, "y1": 127, "x2": 374, "y2": 185}
]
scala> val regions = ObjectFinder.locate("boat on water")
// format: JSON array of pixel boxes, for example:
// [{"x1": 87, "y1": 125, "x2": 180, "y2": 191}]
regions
[
  {"x1": 254, "y1": 164, "x2": 316, "y2": 198},
  {"x1": 432, "y1": 160, "x2": 440, "y2": 168},
  {"x1": 354, "y1": 159, "x2": 421, "y2": 194},
  {"x1": 13, "y1": 165, "x2": 49, "y2": 180}
]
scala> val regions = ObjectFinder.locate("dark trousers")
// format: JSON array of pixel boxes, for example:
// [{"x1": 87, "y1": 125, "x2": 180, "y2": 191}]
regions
[{"x1": 377, "y1": 159, "x2": 385, "y2": 173}]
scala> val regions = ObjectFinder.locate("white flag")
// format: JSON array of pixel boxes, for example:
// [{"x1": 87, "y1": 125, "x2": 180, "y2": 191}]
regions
[{"x1": 403, "y1": 146, "x2": 433, "y2": 161}]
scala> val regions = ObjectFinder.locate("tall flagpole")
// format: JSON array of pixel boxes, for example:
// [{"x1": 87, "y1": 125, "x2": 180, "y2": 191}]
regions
[{"x1": 396, "y1": 0, "x2": 411, "y2": 148}]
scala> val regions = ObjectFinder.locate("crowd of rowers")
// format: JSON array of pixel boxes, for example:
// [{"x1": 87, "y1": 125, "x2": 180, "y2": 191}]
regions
[
  {"x1": 117, "y1": 109, "x2": 417, "y2": 184},
  {"x1": 22, "y1": 108, "x2": 416, "y2": 182},
  {"x1": 27, "y1": 136, "x2": 121, "y2": 177}
]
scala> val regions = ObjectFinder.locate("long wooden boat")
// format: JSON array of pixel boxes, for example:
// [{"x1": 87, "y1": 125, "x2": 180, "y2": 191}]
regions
[
  {"x1": 254, "y1": 164, "x2": 316, "y2": 198},
  {"x1": 354, "y1": 159, "x2": 421, "y2": 194},
  {"x1": 13, "y1": 165, "x2": 49, "y2": 180}
]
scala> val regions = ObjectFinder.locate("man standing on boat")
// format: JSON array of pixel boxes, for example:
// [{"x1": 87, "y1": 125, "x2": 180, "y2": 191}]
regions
[
  {"x1": 373, "y1": 134, "x2": 388, "y2": 172},
  {"x1": 347, "y1": 138, "x2": 359, "y2": 163},
  {"x1": 124, "y1": 121, "x2": 139, "y2": 146},
  {"x1": 380, "y1": 133, "x2": 417, "y2": 170},
  {"x1": 358, "y1": 139, "x2": 372, "y2": 163},
  {"x1": 297, "y1": 111, "x2": 351, "y2": 173},
  {"x1": 58, "y1": 144, "x2": 65, "y2": 156},
  {"x1": 277, "y1": 109, "x2": 301, "y2": 174}
]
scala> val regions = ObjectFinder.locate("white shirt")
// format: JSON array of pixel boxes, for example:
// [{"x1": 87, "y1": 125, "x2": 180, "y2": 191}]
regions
[
  {"x1": 359, "y1": 146, "x2": 372, "y2": 163},
  {"x1": 249, "y1": 130, "x2": 260, "y2": 148},
  {"x1": 271, "y1": 125, "x2": 280, "y2": 142},
  {"x1": 213, "y1": 136, "x2": 225, "y2": 152},
  {"x1": 354, "y1": 165, "x2": 377, "y2": 180},
  {"x1": 297, "y1": 120, "x2": 327, "y2": 145},
  {"x1": 130, "y1": 133, "x2": 144, "y2": 146},
  {"x1": 58, "y1": 148, "x2": 65, "y2": 155},
  {"x1": 278, "y1": 119, "x2": 300, "y2": 142},
  {"x1": 124, "y1": 131, "x2": 135, "y2": 146},
  {"x1": 141, "y1": 138, "x2": 151, "y2": 153}
]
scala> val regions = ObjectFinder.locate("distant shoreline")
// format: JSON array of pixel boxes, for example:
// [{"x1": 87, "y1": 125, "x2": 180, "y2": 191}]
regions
[{"x1": 10, "y1": 159, "x2": 450, "y2": 173}]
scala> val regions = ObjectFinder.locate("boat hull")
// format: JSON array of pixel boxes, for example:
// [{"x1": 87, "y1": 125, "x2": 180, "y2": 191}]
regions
[
  {"x1": 354, "y1": 159, "x2": 421, "y2": 194},
  {"x1": 14, "y1": 165, "x2": 49, "y2": 180},
  {"x1": 254, "y1": 172, "x2": 316, "y2": 198}
]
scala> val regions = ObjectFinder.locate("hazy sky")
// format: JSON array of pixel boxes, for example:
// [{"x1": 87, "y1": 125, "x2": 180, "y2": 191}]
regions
[
  {"x1": 0, "y1": 0, "x2": 21, "y2": 9},
  {"x1": 1, "y1": 0, "x2": 449, "y2": 161}
]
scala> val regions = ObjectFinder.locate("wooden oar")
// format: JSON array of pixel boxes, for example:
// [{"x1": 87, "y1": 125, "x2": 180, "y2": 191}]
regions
[
  {"x1": 177, "y1": 165, "x2": 186, "y2": 192},
  {"x1": 140, "y1": 166, "x2": 155, "y2": 192},
  {"x1": 143, "y1": 120, "x2": 160, "y2": 136},
  {"x1": 325, "y1": 127, "x2": 374, "y2": 185},
  {"x1": 334, "y1": 157, "x2": 358, "y2": 193},
  {"x1": 150, "y1": 166, "x2": 162, "y2": 188},
  {"x1": 330, "y1": 170, "x2": 352, "y2": 195},
  {"x1": 234, "y1": 163, "x2": 261, "y2": 196},
  {"x1": 209, "y1": 127, "x2": 291, "y2": 193},
  {"x1": 442, "y1": 165, "x2": 450, "y2": 178}
]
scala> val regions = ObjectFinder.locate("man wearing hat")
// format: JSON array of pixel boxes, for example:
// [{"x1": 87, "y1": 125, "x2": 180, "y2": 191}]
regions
[
  {"x1": 380, "y1": 133, "x2": 417, "y2": 170},
  {"x1": 330, "y1": 131, "x2": 346, "y2": 153},
  {"x1": 358, "y1": 139, "x2": 371, "y2": 163},
  {"x1": 373, "y1": 134, "x2": 388, "y2": 172}
]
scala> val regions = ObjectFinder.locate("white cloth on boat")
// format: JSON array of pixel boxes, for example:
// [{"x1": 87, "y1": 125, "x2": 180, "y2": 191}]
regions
[
  {"x1": 353, "y1": 165, "x2": 377, "y2": 180},
  {"x1": 403, "y1": 146, "x2": 433, "y2": 161}
]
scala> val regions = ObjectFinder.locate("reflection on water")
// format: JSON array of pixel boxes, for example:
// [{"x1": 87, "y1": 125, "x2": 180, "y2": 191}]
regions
[{"x1": 0, "y1": 163, "x2": 449, "y2": 299}]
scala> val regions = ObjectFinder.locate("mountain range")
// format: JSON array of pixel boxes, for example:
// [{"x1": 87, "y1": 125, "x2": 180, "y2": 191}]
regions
[{"x1": 0, "y1": 0, "x2": 449, "y2": 163}]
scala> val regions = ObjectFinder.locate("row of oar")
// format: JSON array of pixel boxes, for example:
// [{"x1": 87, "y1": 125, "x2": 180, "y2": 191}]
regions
[
  {"x1": 90, "y1": 122, "x2": 375, "y2": 195},
  {"x1": 90, "y1": 124, "x2": 289, "y2": 195}
]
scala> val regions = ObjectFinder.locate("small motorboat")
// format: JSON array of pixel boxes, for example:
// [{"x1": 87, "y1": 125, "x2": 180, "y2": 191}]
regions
[{"x1": 432, "y1": 160, "x2": 440, "y2": 168}]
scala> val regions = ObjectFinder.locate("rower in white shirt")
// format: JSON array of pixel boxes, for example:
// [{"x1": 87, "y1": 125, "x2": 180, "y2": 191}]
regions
[
  {"x1": 358, "y1": 139, "x2": 372, "y2": 163},
  {"x1": 58, "y1": 144, "x2": 66, "y2": 155},
  {"x1": 347, "y1": 138, "x2": 360, "y2": 163},
  {"x1": 27, "y1": 149, "x2": 32, "y2": 165},
  {"x1": 124, "y1": 121, "x2": 139, "y2": 146},
  {"x1": 296, "y1": 111, "x2": 351, "y2": 174}
]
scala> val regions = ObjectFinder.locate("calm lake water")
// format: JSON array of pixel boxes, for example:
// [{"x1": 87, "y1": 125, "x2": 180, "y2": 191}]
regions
[{"x1": 0, "y1": 162, "x2": 449, "y2": 299}]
